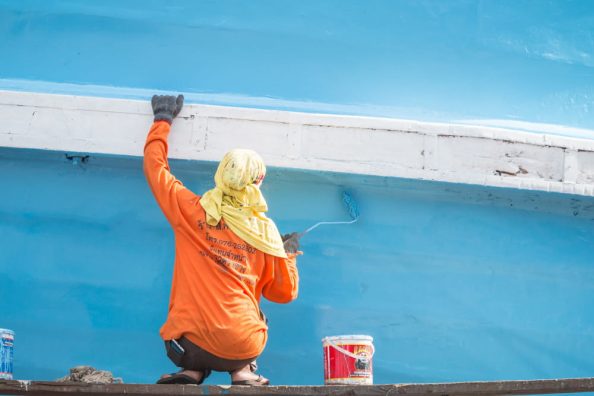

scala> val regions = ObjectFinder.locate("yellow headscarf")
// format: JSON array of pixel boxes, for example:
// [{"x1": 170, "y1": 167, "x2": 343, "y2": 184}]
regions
[{"x1": 199, "y1": 149, "x2": 287, "y2": 258}]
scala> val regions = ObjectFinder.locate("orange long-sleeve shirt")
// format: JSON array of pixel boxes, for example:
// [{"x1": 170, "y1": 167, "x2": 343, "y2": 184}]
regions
[{"x1": 144, "y1": 121, "x2": 299, "y2": 360}]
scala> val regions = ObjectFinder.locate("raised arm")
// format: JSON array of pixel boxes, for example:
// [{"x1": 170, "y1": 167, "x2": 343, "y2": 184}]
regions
[{"x1": 143, "y1": 95, "x2": 188, "y2": 225}]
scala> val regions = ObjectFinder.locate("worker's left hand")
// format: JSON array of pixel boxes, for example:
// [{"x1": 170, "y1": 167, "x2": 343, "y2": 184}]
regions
[
  {"x1": 282, "y1": 232, "x2": 301, "y2": 254},
  {"x1": 151, "y1": 94, "x2": 184, "y2": 124}
]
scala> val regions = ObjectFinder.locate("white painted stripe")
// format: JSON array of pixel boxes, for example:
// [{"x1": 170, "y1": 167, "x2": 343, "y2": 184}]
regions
[
  {"x1": 4, "y1": 78, "x2": 594, "y2": 140},
  {"x1": 1, "y1": 89, "x2": 594, "y2": 197}
]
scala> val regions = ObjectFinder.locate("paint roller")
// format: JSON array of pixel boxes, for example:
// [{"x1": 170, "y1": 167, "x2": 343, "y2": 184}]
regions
[{"x1": 283, "y1": 191, "x2": 360, "y2": 249}]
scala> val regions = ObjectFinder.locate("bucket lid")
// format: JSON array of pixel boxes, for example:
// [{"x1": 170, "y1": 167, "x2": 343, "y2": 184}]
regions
[{"x1": 322, "y1": 335, "x2": 373, "y2": 343}]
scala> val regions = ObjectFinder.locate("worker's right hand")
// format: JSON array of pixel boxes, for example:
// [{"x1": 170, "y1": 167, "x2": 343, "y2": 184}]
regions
[
  {"x1": 151, "y1": 94, "x2": 184, "y2": 124},
  {"x1": 282, "y1": 232, "x2": 301, "y2": 254}
]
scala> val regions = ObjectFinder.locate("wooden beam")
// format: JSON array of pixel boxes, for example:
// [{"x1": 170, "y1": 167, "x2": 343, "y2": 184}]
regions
[{"x1": 2, "y1": 378, "x2": 594, "y2": 396}]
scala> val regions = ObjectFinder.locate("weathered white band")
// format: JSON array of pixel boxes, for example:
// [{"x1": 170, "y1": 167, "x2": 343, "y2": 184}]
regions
[{"x1": 1, "y1": 89, "x2": 593, "y2": 197}]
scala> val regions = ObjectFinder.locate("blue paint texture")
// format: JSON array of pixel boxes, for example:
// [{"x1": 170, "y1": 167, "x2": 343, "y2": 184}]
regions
[
  {"x1": 2, "y1": 0, "x2": 594, "y2": 387},
  {"x1": 1, "y1": 148, "x2": 594, "y2": 385},
  {"x1": 1, "y1": 0, "x2": 594, "y2": 128}
]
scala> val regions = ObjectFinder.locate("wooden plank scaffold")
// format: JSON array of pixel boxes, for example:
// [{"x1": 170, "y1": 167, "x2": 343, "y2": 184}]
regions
[{"x1": 2, "y1": 378, "x2": 594, "y2": 396}]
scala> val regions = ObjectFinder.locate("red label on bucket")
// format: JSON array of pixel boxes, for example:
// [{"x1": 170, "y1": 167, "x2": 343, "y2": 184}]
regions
[{"x1": 323, "y1": 341, "x2": 373, "y2": 385}]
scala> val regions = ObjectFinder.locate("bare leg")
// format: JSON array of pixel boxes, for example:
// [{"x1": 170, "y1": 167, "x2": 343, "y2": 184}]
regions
[{"x1": 230, "y1": 363, "x2": 269, "y2": 385}]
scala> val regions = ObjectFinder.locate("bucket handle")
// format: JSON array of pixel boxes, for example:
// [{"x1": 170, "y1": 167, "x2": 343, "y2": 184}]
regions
[{"x1": 326, "y1": 339, "x2": 375, "y2": 361}]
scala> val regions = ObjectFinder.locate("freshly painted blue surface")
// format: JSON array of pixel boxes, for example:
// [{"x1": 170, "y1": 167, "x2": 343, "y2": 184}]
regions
[
  {"x1": 1, "y1": 0, "x2": 594, "y2": 129},
  {"x1": 1, "y1": 147, "x2": 594, "y2": 384},
  {"x1": 2, "y1": 0, "x2": 594, "y2": 387}
]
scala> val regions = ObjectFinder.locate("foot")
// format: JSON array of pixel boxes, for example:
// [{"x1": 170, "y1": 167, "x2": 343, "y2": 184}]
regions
[
  {"x1": 158, "y1": 369, "x2": 204, "y2": 383},
  {"x1": 230, "y1": 364, "x2": 269, "y2": 386}
]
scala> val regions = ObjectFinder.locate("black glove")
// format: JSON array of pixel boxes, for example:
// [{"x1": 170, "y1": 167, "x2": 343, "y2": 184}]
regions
[
  {"x1": 282, "y1": 232, "x2": 301, "y2": 254},
  {"x1": 151, "y1": 94, "x2": 184, "y2": 124}
]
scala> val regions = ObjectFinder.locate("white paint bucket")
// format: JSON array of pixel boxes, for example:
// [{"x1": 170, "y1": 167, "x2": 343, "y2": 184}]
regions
[
  {"x1": 0, "y1": 329, "x2": 14, "y2": 380},
  {"x1": 322, "y1": 335, "x2": 374, "y2": 385}
]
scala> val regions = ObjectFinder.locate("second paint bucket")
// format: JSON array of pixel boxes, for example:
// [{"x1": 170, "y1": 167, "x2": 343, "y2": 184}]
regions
[
  {"x1": 0, "y1": 329, "x2": 14, "y2": 380},
  {"x1": 322, "y1": 335, "x2": 374, "y2": 385}
]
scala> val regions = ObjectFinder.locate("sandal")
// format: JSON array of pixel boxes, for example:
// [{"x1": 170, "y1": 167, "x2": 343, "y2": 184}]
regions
[
  {"x1": 231, "y1": 375, "x2": 270, "y2": 386},
  {"x1": 156, "y1": 369, "x2": 211, "y2": 385}
]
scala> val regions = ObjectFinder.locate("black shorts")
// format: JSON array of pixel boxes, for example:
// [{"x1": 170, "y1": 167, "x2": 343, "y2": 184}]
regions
[{"x1": 164, "y1": 336, "x2": 257, "y2": 372}]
